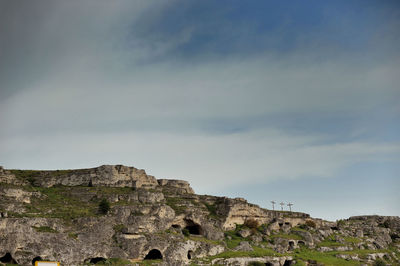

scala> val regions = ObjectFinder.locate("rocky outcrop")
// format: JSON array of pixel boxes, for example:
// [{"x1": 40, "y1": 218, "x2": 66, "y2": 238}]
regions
[
  {"x1": 157, "y1": 179, "x2": 194, "y2": 194},
  {"x1": 0, "y1": 165, "x2": 399, "y2": 265}
]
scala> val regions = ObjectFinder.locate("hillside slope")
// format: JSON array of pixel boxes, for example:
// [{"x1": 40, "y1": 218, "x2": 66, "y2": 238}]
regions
[{"x1": 0, "y1": 165, "x2": 399, "y2": 266}]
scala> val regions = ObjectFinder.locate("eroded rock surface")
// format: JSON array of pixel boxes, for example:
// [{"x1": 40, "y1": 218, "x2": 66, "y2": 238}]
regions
[{"x1": 0, "y1": 165, "x2": 399, "y2": 265}]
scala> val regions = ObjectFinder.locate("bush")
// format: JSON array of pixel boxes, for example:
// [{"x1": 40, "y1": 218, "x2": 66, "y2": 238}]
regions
[
  {"x1": 244, "y1": 219, "x2": 259, "y2": 229},
  {"x1": 98, "y1": 198, "x2": 110, "y2": 215},
  {"x1": 305, "y1": 220, "x2": 316, "y2": 228},
  {"x1": 182, "y1": 228, "x2": 190, "y2": 237}
]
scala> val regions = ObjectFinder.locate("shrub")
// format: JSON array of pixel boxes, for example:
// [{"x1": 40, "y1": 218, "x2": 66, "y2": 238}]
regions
[
  {"x1": 305, "y1": 220, "x2": 316, "y2": 228},
  {"x1": 244, "y1": 219, "x2": 259, "y2": 229},
  {"x1": 182, "y1": 228, "x2": 190, "y2": 237},
  {"x1": 382, "y1": 220, "x2": 390, "y2": 228},
  {"x1": 336, "y1": 219, "x2": 345, "y2": 227},
  {"x1": 98, "y1": 198, "x2": 110, "y2": 215},
  {"x1": 113, "y1": 224, "x2": 126, "y2": 233}
]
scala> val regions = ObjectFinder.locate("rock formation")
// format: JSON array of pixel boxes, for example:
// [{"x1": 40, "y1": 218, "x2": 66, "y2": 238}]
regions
[{"x1": 0, "y1": 165, "x2": 399, "y2": 265}]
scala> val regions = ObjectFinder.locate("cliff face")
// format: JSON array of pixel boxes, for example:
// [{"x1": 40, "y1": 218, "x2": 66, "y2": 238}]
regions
[{"x1": 0, "y1": 165, "x2": 399, "y2": 266}]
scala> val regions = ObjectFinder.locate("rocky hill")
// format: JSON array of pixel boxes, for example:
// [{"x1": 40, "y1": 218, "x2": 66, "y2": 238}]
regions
[{"x1": 0, "y1": 165, "x2": 399, "y2": 266}]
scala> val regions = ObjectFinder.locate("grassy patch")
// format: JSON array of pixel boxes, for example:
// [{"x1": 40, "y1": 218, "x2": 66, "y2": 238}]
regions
[
  {"x1": 113, "y1": 224, "x2": 126, "y2": 233},
  {"x1": 68, "y1": 232, "x2": 78, "y2": 239},
  {"x1": 136, "y1": 259, "x2": 162, "y2": 265},
  {"x1": 204, "y1": 202, "x2": 219, "y2": 219},
  {"x1": 32, "y1": 226, "x2": 58, "y2": 233},
  {"x1": 224, "y1": 229, "x2": 246, "y2": 249},
  {"x1": 293, "y1": 248, "x2": 359, "y2": 266},
  {"x1": 208, "y1": 246, "x2": 281, "y2": 260},
  {"x1": 165, "y1": 196, "x2": 186, "y2": 215},
  {"x1": 344, "y1": 236, "x2": 362, "y2": 244},
  {"x1": 26, "y1": 186, "x2": 98, "y2": 220},
  {"x1": 293, "y1": 247, "x2": 391, "y2": 266}
]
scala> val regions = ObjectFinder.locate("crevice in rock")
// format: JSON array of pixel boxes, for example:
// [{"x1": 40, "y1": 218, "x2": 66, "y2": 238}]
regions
[{"x1": 144, "y1": 249, "x2": 162, "y2": 260}]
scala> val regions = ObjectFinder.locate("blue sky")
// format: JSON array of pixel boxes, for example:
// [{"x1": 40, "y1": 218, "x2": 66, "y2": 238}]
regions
[{"x1": 0, "y1": 0, "x2": 399, "y2": 221}]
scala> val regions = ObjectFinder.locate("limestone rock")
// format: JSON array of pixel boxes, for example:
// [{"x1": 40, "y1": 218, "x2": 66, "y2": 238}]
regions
[{"x1": 233, "y1": 241, "x2": 253, "y2": 252}]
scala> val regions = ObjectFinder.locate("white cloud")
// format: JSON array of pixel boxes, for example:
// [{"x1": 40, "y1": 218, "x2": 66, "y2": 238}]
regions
[{"x1": 1, "y1": 128, "x2": 399, "y2": 194}]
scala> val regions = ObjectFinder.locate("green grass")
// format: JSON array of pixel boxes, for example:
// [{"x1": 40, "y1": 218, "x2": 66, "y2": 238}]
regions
[
  {"x1": 136, "y1": 259, "x2": 162, "y2": 265},
  {"x1": 31, "y1": 226, "x2": 58, "y2": 233},
  {"x1": 224, "y1": 230, "x2": 245, "y2": 249},
  {"x1": 293, "y1": 248, "x2": 360, "y2": 266},
  {"x1": 68, "y1": 232, "x2": 79, "y2": 239},
  {"x1": 113, "y1": 224, "x2": 126, "y2": 233},
  {"x1": 204, "y1": 202, "x2": 219, "y2": 218},
  {"x1": 165, "y1": 196, "x2": 187, "y2": 214},
  {"x1": 20, "y1": 186, "x2": 98, "y2": 221},
  {"x1": 293, "y1": 247, "x2": 392, "y2": 266},
  {"x1": 208, "y1": 246, "x2": 281, "y2": 260},
  {"x1": 344, "y1": 236, "x2": 362, "y2": 244}
]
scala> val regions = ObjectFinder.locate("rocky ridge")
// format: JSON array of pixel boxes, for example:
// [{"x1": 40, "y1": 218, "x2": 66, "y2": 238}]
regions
[{"x1": 0, "y1": 165, "x2": 399, "y2": 266}]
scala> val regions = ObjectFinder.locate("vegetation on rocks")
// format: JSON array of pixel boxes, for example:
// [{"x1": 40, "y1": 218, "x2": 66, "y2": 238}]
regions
[{"x1": 0, "y1": 165, "x2": 399, "y2": 265}]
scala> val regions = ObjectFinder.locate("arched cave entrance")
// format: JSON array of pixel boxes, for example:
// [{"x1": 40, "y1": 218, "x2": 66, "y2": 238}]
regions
[
  {"x1": 0, "y1": 253, "x2": 17, "y2": 264},
  {"x1": 283, "y1": 259, "x2": 293, "y2": 266},
  {"x1": 85, "y1": 257, "x2": 107, "y2": 264},
  {"x1": 32, "y1": 256, "x2": 43, "y2": 265},
  {"x1": 288, "y1": 241, "x2": 295, "y2": 251},
  {"x1": 187, "y1": 250, "x2": 193, "y2": 260},
  {"x1": 144, "y1": 249, "x2": 163, "y2": 260},
  {"x1": 184, "y1": 220, "x2": 203, "y2": 235},
  {"x1": 298, "y1": 240, "x2": 305, "y2": 246}
]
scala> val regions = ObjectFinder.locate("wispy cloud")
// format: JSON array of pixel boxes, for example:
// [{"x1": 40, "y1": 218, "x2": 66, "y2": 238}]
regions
[{"x1": 0, "y1": 0, "x2": 399, "y2": 219}]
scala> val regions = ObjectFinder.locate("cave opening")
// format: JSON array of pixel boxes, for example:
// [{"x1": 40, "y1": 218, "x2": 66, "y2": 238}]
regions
[
  {"x1": 144, "y1": 249, "x2": 163, "y2": 260},
  {"x1": 86, "y1": 257, "x2": 107, "y2": 264},
  {"x1": 32, "y1": 256, "x2": 43, "y2": 265},
  {"x1": 0, "y1": 253, "x2": 17, "y2": 264},
  {"x1": 283, "y1": 259, "x2": 293, "y2": 266},
  {"x1": 184, "y1": 220, "x2": 203, "y2": 235},
  {"x1": 187, "y1": 250, "x2": 193, "y2": 260},
  {"x1": 288, "y1": 241, "x2": 295, "y2": 251}
]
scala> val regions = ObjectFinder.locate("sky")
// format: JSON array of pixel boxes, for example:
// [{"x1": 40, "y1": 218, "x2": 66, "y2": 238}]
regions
[{"x1": 0, "y1": 0, "x2": 399, "y2": 221}]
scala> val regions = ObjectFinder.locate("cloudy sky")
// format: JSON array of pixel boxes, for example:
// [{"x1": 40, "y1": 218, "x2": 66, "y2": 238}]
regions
[{"x1": 0, "y1": 0, "x2": 399, "y2": 221}]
